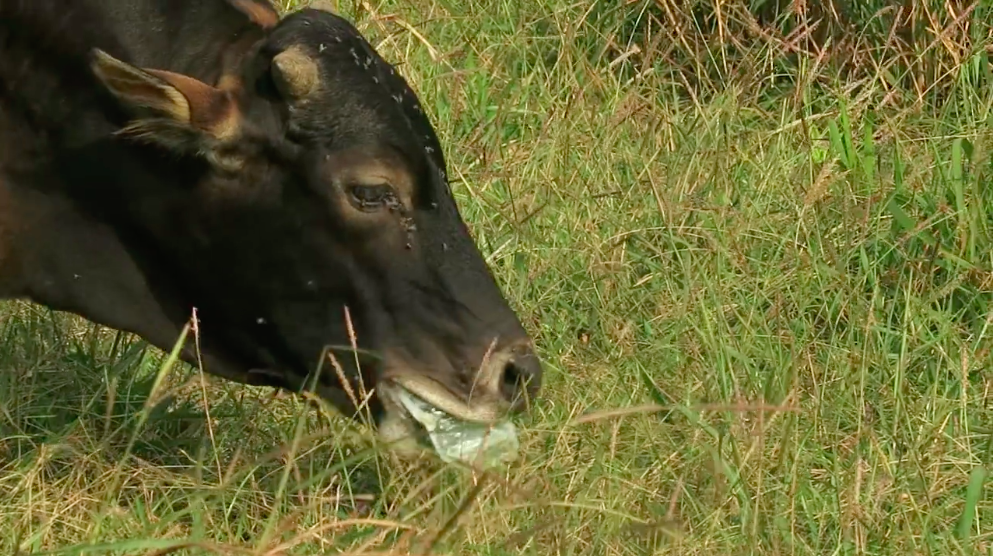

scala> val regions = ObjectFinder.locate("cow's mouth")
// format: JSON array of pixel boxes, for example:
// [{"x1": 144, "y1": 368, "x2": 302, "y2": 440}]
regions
[{"x1": 377, "y1": 376, "x2": 520, "y2": 468}]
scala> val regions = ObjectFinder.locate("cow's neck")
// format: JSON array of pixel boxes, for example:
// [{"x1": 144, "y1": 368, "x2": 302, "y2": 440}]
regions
[
  {"x1": 0, "y1": 0, "x2": 236, "y2": 348},
  {"x1": 0, "y1": 0, "x2": 265, "y2": 299},
  {"x1": 0, "y1": 178, "x2": 174, "y2": 326},
  {"x1": 0, "y1": 0, "x2": 270, "y2": 376}
]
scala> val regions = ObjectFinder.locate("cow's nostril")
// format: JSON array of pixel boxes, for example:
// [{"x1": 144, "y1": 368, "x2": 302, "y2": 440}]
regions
[
  {"x1": 499, "y1": 349, "x2": 542, "y2": 407},
  {"x1": 502, "y1": 361, "x2": 523, "y2": 398}
]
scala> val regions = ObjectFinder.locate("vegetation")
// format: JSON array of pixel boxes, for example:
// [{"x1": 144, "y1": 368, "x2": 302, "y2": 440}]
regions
[{"x1": 4, "y1": 0, "x2": 993, "y2": 553}]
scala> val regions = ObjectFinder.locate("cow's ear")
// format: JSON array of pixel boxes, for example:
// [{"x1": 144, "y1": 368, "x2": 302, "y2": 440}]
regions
[
  {"x1": 90, "y1": 49, "x2": 243, "y2": 166},
  {"x1": 227, "y1": 0, "x2": 280, "y2": 30}
]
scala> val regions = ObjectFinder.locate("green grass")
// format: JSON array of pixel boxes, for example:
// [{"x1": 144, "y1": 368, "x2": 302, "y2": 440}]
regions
[{"x1": 4, "y1": 0, "x2": 993, "y2": 554}]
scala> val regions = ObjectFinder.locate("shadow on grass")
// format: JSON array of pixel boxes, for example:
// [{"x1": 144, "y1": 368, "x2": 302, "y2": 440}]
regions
[{"x1": 0, "y1": 302, "x2": 394, "y2": 525}]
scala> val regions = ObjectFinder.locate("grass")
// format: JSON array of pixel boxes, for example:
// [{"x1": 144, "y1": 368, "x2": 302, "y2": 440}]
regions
[{"x1": 4, "y1": 0, "x2": 993, "y2": 553}]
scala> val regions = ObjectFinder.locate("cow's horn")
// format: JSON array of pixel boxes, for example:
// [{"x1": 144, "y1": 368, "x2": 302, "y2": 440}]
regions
[{"x1": 271, "y1": 47, "x2": 319, "y2": 99}]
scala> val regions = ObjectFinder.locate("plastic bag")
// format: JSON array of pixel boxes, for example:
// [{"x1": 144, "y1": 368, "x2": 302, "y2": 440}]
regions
[{"x1": 396, "y1": 388, "x2": 520, "y2": 468}]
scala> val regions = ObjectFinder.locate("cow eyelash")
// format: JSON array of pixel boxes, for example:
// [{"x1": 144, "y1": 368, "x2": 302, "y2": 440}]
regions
[{"x1": 347, "y1": 184, "x2": 394, "y2": 211}]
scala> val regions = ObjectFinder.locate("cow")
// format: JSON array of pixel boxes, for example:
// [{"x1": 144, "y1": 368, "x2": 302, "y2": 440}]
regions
[{"x1": 0, "y1": 0, "x2": 542, "y2": 464}]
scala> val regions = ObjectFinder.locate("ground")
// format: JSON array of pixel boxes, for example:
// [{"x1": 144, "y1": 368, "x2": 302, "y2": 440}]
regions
[{"x1": 3, "y1": 0, "x2": 993, "y2": 554}]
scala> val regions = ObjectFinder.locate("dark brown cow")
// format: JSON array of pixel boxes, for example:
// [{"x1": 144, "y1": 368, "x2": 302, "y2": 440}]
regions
[{"x1": 0, "y1": 0, "x2": 542, "y2": 463}]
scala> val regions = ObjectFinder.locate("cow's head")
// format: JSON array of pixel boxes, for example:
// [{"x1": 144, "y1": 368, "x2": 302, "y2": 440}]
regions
[{"x1": 85, "y1": 3, "x2": 542, "y2": 461}]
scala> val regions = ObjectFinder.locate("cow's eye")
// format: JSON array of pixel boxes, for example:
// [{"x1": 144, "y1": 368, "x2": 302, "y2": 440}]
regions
[{"x1": 347, "y1": 184, "x2": 393, "y2": 210}]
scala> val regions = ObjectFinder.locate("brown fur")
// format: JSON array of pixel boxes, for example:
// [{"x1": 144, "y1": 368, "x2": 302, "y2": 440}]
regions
[
  {"x1": 0, "y1": 178, "x2": 20, "y2": 292},
  {"x1": 227, "y1": 0, "x2": 280, "y2": 30},
  {"x1": 333, "y1": 147, "x2": 416, "y2": 206},
  {"x1": 214, "y1": 32, "x2": 264, "y2": 91}
]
